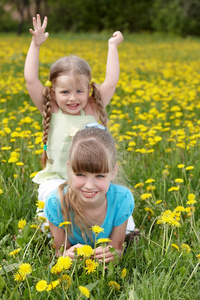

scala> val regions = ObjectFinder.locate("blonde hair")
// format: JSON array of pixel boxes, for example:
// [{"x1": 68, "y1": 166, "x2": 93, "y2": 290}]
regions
[
  {"x1": 58, "y1": 127, "x2": 116, "y2": 242},
  {"x1": 41, "y1": 56, "x2": 108, "y2": 167}
]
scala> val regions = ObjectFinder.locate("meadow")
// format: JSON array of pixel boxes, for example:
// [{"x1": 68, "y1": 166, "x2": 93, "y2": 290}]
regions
[{"x1": 0, "y1": 32, "x2": 200, "y2": 299}]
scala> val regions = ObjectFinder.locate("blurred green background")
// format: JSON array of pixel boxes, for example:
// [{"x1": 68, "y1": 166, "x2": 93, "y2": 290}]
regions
[{"x1": 1, "y1": 0, "x2": 200, "y2": 36}]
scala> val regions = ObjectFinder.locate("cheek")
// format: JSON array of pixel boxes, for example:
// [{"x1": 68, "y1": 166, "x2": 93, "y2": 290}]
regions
[
  {"x1": 98, "y1": 181, "x2": 110, "y2": 192},
  {"x1": 72, "y1": 177, "x2": 84, "y2": 189}
]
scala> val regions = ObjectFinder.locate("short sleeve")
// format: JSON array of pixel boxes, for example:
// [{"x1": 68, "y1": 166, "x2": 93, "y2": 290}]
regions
[
  {"x1": 113, "y1": 189, "x2": 134, "y2": 227},
  {"x1": 44, "y1": 192, "x2": 64, "y2": 227}
]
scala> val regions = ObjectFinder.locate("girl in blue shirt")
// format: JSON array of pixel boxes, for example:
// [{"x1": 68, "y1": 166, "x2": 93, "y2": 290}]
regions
[{"x1": 45, "y1": 126, "x2": 134, "y2": 262}]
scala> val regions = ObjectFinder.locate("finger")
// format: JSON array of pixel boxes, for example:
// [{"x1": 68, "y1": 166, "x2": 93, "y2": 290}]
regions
[
  {"x1": 29, "y1": 28, "x2": 34, "y2": 36},
  {"x1": 42, "y1": 16, "x2": 48, "y2": 29},
  {"x1": 44, "y1": 32, "x2": 49, "y2": 39},
  {"x1": 32, "y1": 17, "x2": 37, "y2": 31},
  {"x1": 36, "y1": 14, "x2": 41, "y2": 27}
]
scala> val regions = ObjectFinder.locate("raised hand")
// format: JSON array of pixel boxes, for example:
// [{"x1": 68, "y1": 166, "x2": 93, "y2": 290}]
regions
[
  {"x1": 108, "y1": 31, "x2": 123, "y2": 46},
  {"x1": 29, "y1": 14, "x2": 49, "y2": 46}
]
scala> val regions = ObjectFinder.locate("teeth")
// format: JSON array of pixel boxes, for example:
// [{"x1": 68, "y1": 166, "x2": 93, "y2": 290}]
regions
[{"x1": 83, "y1": 191, "x2": 96, "y2": 196}]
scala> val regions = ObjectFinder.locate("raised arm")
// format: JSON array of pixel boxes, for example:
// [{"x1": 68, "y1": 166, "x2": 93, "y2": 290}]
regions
[
  {"x1": 99, "y1": 31, "x2": 123, "y2": 106},
  {"x1": 24, "y1": 14, "x2": 49, "y2": 113}
]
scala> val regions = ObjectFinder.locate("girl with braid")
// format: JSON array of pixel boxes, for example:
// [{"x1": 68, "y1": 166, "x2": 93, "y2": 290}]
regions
[{"x1": 24, "y1": 15, "x2": 128, "y2": 228}]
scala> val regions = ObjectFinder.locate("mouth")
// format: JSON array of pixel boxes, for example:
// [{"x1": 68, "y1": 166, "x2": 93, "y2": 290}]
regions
[
  {"x1": 81, "y1": 191, "x2": 98, "y2": 198},
  {"x1": 67, "y1": 103, "x2": 80, "y2": 109}
]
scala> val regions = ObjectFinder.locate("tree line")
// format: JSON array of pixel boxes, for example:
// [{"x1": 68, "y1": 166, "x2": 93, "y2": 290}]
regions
[{"x1": 1, "y1": 0, "x2": 200, "y2": 36}]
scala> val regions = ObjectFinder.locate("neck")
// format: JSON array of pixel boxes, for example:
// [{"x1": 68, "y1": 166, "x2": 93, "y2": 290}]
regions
[{"x1": 82, "y1": 196, "x2": 107, "y2": 225}]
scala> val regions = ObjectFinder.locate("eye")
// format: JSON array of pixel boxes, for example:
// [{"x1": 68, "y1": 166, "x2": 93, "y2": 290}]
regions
[
  {"x1": 76, "y1": 173, "x2": 84, "y2": 177},
  {"x1": 62, "y1": 90, "x2": 69, "y2": 94},
  {"x1": 76, "y1": 89, "x2": 83, "y2": 94},
  {"x1": 96, "y1": 174, "x2": 105, "y2": 178}
]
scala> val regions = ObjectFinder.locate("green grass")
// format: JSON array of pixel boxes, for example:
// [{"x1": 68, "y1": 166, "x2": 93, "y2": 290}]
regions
[{"x1": 0, "y1": 32, "x2": 200, "y2": 299}]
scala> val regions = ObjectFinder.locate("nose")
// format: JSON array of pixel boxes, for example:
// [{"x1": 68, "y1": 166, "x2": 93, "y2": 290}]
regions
[
  {"x1": 69, "y1": 91, "x2": 77, "y2": 101},
  {"x1": 84, "y1": 177, "x2": 94, "y2": 190}
]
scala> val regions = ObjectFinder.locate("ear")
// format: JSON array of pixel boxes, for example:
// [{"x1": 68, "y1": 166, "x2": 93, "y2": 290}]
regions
[{"x1": 111, "y1": 163, "x2": 118, "y2": 180}]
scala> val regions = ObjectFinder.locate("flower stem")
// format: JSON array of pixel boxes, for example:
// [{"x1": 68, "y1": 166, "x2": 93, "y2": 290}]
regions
[{"x1": 26, "y1": 277, "x2": 32, "y2": 300}]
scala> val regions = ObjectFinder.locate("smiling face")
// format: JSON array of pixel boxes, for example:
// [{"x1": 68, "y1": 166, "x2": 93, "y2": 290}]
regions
[
  {"x1": 67, "y1": 128, "x2": 118, "y2": 207},
  {"x1": 52, "y1": 74, "x2": 90, "y2": 115},
  {"x1": 68, "y1": 170, "x2": 116, "y2": 206}
]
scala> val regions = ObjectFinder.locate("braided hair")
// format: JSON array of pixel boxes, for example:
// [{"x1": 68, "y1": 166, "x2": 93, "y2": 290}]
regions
[{"x1": 41, "y1": 56, "x2": 108, "y2": 167}]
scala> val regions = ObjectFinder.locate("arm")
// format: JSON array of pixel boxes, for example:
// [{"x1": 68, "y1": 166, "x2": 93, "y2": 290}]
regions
[
  {"x1": 24, "y1": 14, "x2": 49, "y2": 113},
  {"x1": 94, "y1": 220, "x2": 127, "y2": 263},
  {"x1": 49, "y1": 221, "x2": 66, "y2": 253},
  {"x1": 99, "y1": 31, "x2": 123, "y2": 106}
]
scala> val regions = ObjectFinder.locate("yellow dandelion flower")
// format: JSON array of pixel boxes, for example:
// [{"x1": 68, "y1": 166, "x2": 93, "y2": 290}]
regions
[
  {"x1": 171, "y1": 244, "x2": 179, "y2": 251},
  {"x1": 51, "y1": 264, "x2": 63, "y2": 274},
  {"x1": 186, "y1": 199, "x2": 197, "y2": 205},
  {"x1": 36, "y1": 200, "x2": 45, "y2": 210},
  {"x1": 188, "y1": 193, "x2": 195, "y2": 201},
  {"x1": 79, "y1": 286, "x2": 90, "y2": 299},
  {"x1": 91, "y1": 225, "x2": 104, "y2": 235},
  {"x1": 185, "y1": 166, "x2": 194, "y2": 170},
  {"x1": 96, "y1": 238, "x2": 111, "y2": 244},
  {"x1": 144, "y1": 207, "x2": 154, "y2": 215},
  {"x1": 85, "y1": 259, "x2": 98, "y2": 274},
  {"x1": 36, "y1": 280, "x2": 47, "y2": 292},
  {"x1": 8, "y1": 157, "x2": 18, "y2": 163},
  {"x1": 108, "y1": 280, "x2": 120, "y2": 291},
  {"x1": 60, "y1": 274, "x2": 71, "y2": 288},
  {"x1": 14, "y1": 272, "x2": 25, "y2": 282},
  {"x1": 146, "y1": 185, "x2": 156, "y2": 191},
  {"x1": 140, "y1": 193, "x2": 152, "y2": 200},
  {"x1": 177, "y1": 164, "x2": 185, "y2": 169},
  {"x1": 30, "y1": 224, "x2": 38, "y2": 229},
  {"x1": 59, "y1": 221, "x2": 72, "y2": 227},
  {"x1": 145, "y1": 178, "x2": 155, "y2": 184},
  {"x1": 155, "y1": 200, "x2": 162, "y2": 205},
  {"x1": 77, "y1": 245, "x2": 94, "y2": 257},
  {"x1": 174, "y1": 206, "x2": 185, "y2": 212},
  {"x1": 30, "y1": 172, "x2": 38, "y2": 178},
  {"x1": 181, "y1": 244, "x2": 191, "y2": 254},
  {"x1": 46, "y1": 280, "x2": 60, "y2": 291},
  {"x1": 18, "y1": 263, "x2": 32, "y2": 277},
  {"x1": 121, "y1": 268, "x2": 127, "y2": 279},
  {"x1": 157, "y1": 210, "x2": 181, "y2": 227},
  {"x1": 185, "y1": 207, "x2": 195, "y2": 213},
  {"x1": 9, "y1": 248, "x2": 21, "y2": 257},
  {"x1": 134, "y1": 182, "x2": 144, "y2": 188},
  {"x1": 57, "y1": 256, "x2": 72, "y2": 270},
  {"x1": 162, "y1": 169, "x2": 169, "y2": 176},
  {"x1": 18, "y1": 219, "x2": 26, "y2": 229},
  {"x1": 38, "y1": 216, "x2": 47, "y2": 223},
  {"x1": 168, "y1": 186, "x2": 180, "y2": 192},
  {"x1": 0, "y1": 189, "x2": 3, "y2": 194},
  {"x1": 175, "y1": 178, "x2": 184, "y2": 183},
  {"x1": 196, "y1": 254, "x2": 200, "y2": 260},
  {"x1": 16, "y1": 162, "x2": 24, "y2": 166}
]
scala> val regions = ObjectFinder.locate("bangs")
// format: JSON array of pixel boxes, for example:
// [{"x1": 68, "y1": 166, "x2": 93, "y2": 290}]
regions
[
  {"x1": 70, "y1": 139, "x2": 110, "y2": 174},
  {"x1": 71, "y1": 73, "x2": 90, "y2": 90}
]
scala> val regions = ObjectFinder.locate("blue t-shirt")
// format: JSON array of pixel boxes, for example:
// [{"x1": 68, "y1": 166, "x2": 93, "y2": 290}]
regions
[{"x1": 45, "y1": 183, "x2": 134, "y2": 246}]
